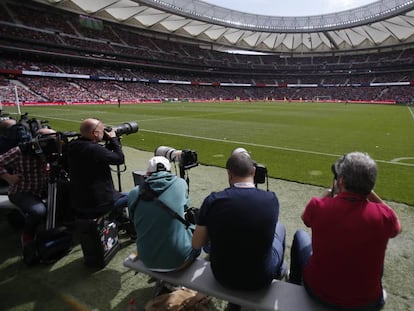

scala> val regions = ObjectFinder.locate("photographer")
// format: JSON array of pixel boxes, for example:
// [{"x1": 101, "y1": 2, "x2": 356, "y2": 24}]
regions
[
  {"x1": 0, "y1": 118, "x2": 17, "y2": 154},
  {"x1": 67, "y1": 118, "x2": 127, "y2": 219},
  {"x1": 289, "y1": 152, "x2": 402, "y2": 310},
  {"x1": 192, "y1": 150, "x2": 286, "y2": 309},
  {"x1": 128, "y1": 156, "x2": 200, "y2": 272},
  {"x1": 0, "y1": 128, "x2": 56, "y2": 251}
]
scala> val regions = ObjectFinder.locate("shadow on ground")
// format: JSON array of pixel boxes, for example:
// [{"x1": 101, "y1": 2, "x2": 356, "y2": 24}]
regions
[{"x1": 0, "y1": 147, "x2": 413, "y2": 311}]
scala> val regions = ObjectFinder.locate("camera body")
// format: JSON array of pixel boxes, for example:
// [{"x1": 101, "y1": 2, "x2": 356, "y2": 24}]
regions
[
  {"x1": 104, "y1": 121, "x2": 138, "y2": 137},
  {"x1": 254, "y1": 163, "x2": 267, "y2": 185},
  {"x1": 154, "y1": 146, "x2": 198, "y2": 170}
]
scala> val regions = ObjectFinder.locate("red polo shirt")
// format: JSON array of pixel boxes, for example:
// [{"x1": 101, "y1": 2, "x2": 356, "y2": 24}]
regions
[{"x1": 303, "y1": 191, "x2": 400, "y2": 308}]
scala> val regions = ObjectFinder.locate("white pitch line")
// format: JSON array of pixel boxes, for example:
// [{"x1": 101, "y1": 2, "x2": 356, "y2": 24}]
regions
[
  {"x1": 135, "y1": 109, "x2": 263, "y2": 123},
  {"x1": 32, "y1": 108, "x2": 256, "y2": 124},
  {"x1": 143, "y1": 129, "x2": 414, "y2": 167},
  {"x1": 408, "y1": 105, "x2": 414, "y2": 120},
  {"x1": 27, "y1": 114, "x2": 414, "y2": 167}
]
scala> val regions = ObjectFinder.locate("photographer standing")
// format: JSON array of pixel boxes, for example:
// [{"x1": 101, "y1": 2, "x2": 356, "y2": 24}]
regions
[
  {"x1": 289, "y1": 152, "x2": 402, "y2": 310},
  {"x1": 67, "y1": 118, "x2": 127, "y2": 219},
  {"x1": 192, "y1": 150, "x2": 286, "y2": 302},
  {"x1": 0, "y1": 128, "x2": 55, "y2": 251}
]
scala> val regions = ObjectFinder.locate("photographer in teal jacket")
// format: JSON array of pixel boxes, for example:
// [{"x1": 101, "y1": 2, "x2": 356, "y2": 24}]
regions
[{"x1": 128, "y1": 156, "x2": 200, "y2": 271}]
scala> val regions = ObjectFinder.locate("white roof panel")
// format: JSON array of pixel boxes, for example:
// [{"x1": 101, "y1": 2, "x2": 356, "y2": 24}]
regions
[{"x1": 34, "y1": 0, "x2": 414, "y2": 53}]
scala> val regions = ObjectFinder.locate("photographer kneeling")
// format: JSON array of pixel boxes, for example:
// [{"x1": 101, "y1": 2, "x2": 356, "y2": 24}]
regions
[
  {"x1": 128, "y1": 156, "x2": 200, "y2": 275},
  {"x1": 67, "y1": 118, "x2": 128, "y2": 221}
]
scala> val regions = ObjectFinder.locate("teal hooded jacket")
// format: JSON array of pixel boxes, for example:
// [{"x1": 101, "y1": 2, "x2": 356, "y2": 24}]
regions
[{"x1": 128, "y1": 171, "x2": 194, "y2": 271}]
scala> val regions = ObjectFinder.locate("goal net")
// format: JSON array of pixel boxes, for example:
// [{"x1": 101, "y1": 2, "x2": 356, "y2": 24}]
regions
[{"x1": 0, "y1": 85, "x2": 22, "y2": 117}]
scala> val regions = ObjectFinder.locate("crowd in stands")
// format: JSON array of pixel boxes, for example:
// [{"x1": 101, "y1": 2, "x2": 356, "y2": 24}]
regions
[
  {"x1": 1, "y1": 0, "x2": 414, "y2": 103},
  {"x1": 2, "y1": 75, "x2": 411, "y2": 103}
]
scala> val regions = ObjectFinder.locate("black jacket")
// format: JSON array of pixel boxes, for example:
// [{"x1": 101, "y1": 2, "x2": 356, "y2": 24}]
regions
[{"x1": 67, "y1": 137, "x2": 124, "y2": 218}]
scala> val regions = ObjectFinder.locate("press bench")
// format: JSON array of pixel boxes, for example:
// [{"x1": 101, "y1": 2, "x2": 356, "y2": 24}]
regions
[
  {"x1": 0, "y1": 194, "x2": 18, "y2": 210},
  {"x1": 123, "y1": 254, "x2": 330, "y2": 311}
]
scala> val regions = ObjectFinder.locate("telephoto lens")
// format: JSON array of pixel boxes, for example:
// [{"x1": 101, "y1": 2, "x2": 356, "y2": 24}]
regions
[
  {"x1": 106, "y1": 121, "x2": 139, "y2": 137},
  {"x1": 154, "y1": 146, "x2": 181, "y2": 162}
]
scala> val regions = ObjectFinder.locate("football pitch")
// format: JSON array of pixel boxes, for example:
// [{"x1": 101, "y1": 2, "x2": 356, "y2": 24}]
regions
[{"x1": 5, "y1": 101, "x2": 414, "y2": 206}]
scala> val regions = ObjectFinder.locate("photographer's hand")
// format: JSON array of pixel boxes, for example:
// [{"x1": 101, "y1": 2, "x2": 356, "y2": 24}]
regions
[
  {"x1": 368, "y1": 190, "x2": 402, "y2": 234},
  {"x1": 322, "y1": 179, "x2": 337, "y2": 198},
  {"x1": 322, "y1": 188, "x2": 333, "y2": 198},
  {"x1": 104, "y1": 129, "x2": 116, "y2": 140},
  {"x1": 1, "y1": 172, "x2": 20, "y2": 185}
]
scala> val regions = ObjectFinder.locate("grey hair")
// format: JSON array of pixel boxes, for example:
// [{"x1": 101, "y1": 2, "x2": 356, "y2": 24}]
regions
[{"x1": 334, "y1": 152, "x2": 377, "y2": 195}]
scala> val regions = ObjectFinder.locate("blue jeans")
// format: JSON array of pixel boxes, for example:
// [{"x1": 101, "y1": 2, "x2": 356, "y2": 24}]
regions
[
  {"x1": 289, "y1": 229, "x2": 312, "y2": 285},
  {"x1": 9, "y1": 192, "x2": 46, "y2": 235},
  {"x1": 270, "y1": 222, "x2": 286, "y2": 278},
  {"x1": 114, "y1": 191, "x2": 129, "y2": 212}
]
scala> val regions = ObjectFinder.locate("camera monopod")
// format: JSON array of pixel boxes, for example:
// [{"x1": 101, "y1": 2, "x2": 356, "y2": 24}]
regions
[{"x1": 115, "y1": 164, "x2": 127, "y2": 192}]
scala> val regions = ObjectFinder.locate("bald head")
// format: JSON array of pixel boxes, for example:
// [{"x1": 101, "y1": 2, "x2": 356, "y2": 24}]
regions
[
  {"x1": 0, "y1": 118, "x2": 17, "y2": 129},
  {"x1": 80, "y1": 118, "x2": 99, "y2": 135},
  {"x1": 36, "y1": 128, "x2": 56, "y2": 136},
  {"x1": 80, "y1": 118, "x2": 104, "y2": 142}
]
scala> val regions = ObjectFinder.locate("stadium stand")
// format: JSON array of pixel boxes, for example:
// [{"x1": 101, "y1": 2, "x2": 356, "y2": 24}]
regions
[{"x1": 1, "y1": 0, "x2": 414, "y2": 103}]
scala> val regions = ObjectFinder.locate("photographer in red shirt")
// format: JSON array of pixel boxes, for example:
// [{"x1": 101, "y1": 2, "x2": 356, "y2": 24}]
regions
[{"x1": 289, "y1": 152, "x2": 401, "y2": 310}]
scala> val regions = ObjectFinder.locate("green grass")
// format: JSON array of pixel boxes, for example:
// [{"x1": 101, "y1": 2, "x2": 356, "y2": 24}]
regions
[{"x1": 4, "y1": 101, "x2": 414, "y2": 205}]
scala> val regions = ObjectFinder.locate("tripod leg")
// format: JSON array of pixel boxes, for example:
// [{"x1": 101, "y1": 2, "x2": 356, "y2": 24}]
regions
[{"x1": 46, "y1": 182, "x2": 57, "y2": 230}]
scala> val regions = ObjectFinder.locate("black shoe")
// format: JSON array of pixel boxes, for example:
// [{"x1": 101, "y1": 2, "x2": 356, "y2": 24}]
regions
[
  {"x1": 22, "y1": 239, "x2": 39, "y2": 266},
  {"x1": 124, "y1": 222, "x2": 137, "y2": 240},
  {"x1": 154, "y1": 285, "x2": 172, "y2": 297},
  {"x1": 225, "y1": 302, "x2": 241, "y2": 311},
  {"x1": 118, "y1": 220, "x2": 137, "y2": 240},
  {"x1": 153, "y1": 281, "x2": 179, "y2": 297}
]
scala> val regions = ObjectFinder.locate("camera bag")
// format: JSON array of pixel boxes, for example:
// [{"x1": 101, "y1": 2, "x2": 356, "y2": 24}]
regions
[
  {"x1": 37, "y1": 226, "x2": 73, "y2": 264},
  {"x1": 76, "y1": 216, "x2": 120, "y2": 269},
  {"x1": 23, "y1": 226, "x2": 74, "y2": 266}
]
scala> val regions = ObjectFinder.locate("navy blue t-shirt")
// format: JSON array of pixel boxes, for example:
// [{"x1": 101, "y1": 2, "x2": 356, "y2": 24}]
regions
[{"x1": 197, "y1": 186, "x2": 279, "y2": 290}]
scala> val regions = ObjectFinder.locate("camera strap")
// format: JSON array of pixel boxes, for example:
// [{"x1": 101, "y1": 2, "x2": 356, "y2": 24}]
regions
[
  {"x1": 130, "y1": 179, "x2": 193, "y2": 230},
  {"x1": 153, "y1": 197, "x2": 193, "y2": 229}
]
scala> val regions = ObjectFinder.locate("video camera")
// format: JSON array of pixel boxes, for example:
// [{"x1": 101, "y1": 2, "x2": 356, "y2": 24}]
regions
[
  {"x1": 18, "y1": 131, "x2": 76, "y2": 164},
  {"x1": 104, "y1": 121, "x2": 138, "y2": 137},
  {"x1": 19, "y1": 112, "x2": 50, "y2": 137},
  {"x1": 19, "y1": 133, "x2": 58, "y2": 158}
]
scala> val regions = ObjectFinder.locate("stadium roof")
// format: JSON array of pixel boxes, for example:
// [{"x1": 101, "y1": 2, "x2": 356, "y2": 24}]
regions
[{"x1": 34, "y1": 0, "x2": 414, "y2": 54}]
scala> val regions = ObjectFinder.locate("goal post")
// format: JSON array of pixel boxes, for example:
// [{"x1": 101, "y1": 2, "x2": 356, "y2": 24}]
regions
[{"x1": 0, "y1": 84, "x2": 22, "y2": 116}]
